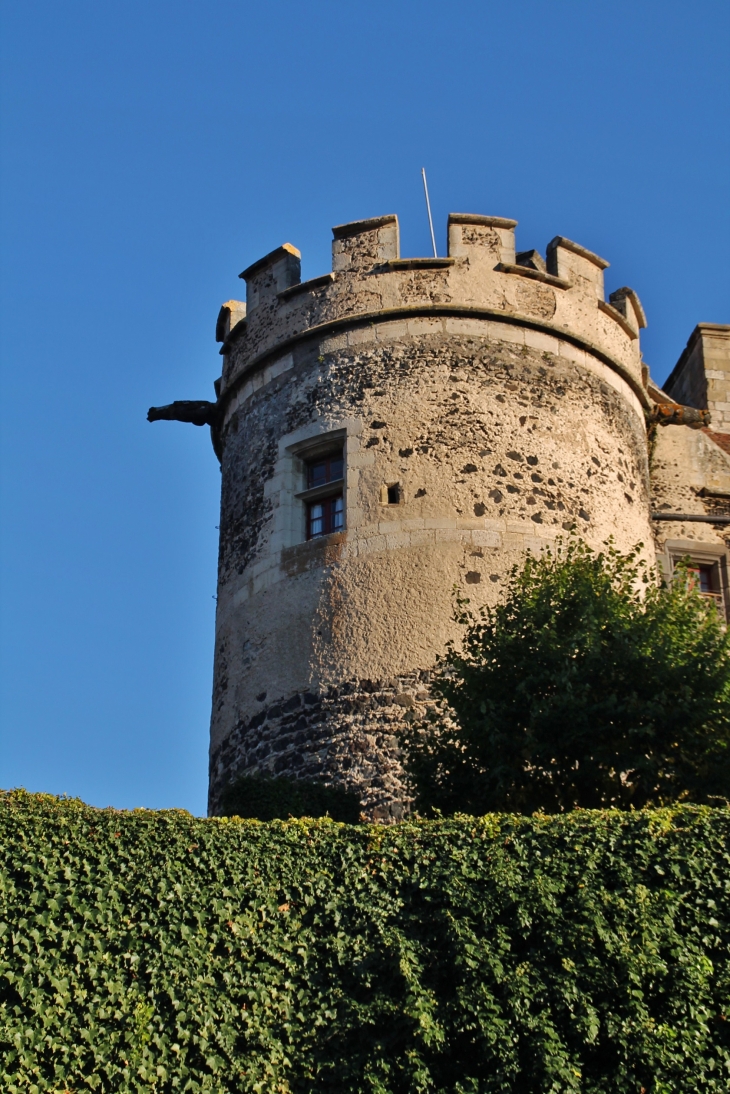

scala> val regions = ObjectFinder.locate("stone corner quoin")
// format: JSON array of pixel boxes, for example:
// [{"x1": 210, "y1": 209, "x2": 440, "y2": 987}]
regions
[{"x1": 148, "y1": 210, "x2": 730, "y2": 821}]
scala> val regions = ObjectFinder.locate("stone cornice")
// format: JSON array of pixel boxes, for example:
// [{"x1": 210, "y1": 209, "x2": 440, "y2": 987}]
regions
[{"x1": 211, "y1": 303, "x2": 652, "y2": 457}]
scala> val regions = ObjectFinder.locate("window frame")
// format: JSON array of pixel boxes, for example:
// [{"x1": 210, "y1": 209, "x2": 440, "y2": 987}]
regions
[
  {"x1": 306, "y1": 494, "x2": 344, "y2": 540},
  {"x1": 662, "y1": 539, "x2": 730, "y2": 621},
  {"x1": 289, "y1": 432, "x2": 346, "y2": 543},
  {"x1": 306, "y1": 453, "x2": 344, "y2": 491}
]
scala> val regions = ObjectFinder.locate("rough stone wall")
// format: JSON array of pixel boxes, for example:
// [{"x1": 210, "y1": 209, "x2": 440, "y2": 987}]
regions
[
  {"x1": 209, "y1": 314, "x2": 652, "y2": 816},
  {"x1": 651, "y1": 424, "x2": 730, "y2": 556},
  {"x1": 210, "y1": 673, "x2": 431, "y2": 821}
]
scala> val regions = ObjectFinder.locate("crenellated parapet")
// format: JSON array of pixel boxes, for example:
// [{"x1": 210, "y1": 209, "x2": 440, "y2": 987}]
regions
[{"x1": 217, "y1": 212, "x2": 649, "y2": 418}]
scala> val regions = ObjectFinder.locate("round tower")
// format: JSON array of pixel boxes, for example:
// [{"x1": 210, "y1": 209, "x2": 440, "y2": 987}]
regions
[{"x1": 207, "y1": 213, "x2": 653, "y2": 819}]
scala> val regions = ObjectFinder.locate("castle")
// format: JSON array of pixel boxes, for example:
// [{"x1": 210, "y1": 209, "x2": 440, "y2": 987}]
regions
[{"x1": 148, "y1": 212, "x2": 730, "y2": 820}]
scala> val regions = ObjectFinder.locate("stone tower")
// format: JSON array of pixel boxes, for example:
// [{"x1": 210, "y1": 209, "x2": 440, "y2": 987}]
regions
[
  {"x1": 194, "y1": 212, "x2": 660, "y2": 819},
  {"x1": 152, "y1": 212, "x2": 730, "y2": 819}
]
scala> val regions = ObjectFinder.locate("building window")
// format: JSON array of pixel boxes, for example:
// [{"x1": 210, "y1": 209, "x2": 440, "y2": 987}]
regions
[
  {"x1": 687, "y1": 562, "x2": 715, "y2": 595},
  {"x1": 685, "y1": 560, "x2": 725, "y2": 615},
  {"x1": 664, "y1": 542, "x2": 729, "y2": 621},
  {"x1": 307, "y1": 453, "x2": 344, "y2": 490},
  {"x1": 307, "y1": 495, "x2": 344, "y2": 539},
  {"x1": 302, "y1": 448, "x2": 345, "y2": 540}
]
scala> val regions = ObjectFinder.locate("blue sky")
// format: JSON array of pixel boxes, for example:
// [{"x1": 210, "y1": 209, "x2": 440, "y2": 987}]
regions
[{"x1": 1, "y1": 1, "x2": 728, "y2": 815}]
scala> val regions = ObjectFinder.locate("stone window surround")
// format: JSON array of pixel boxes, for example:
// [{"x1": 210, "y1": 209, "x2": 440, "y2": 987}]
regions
[
  {"x1": 659, "y1": 538, "x2": 730, "y2": 619},
  {"x1": 264, "y1": 420, "x2": 363, "y2": 554}
]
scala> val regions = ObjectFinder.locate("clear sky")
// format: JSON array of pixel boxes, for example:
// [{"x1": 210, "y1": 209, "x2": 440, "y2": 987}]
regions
[{"x1": 1, "y1": 1, "x2": 728, "y2": 816}]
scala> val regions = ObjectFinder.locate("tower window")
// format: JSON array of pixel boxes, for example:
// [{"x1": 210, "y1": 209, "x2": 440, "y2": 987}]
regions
[
  {"x1": 287, "y1": 430, "x2": 348, "y2": 546},
  {"x1": 307, "y1": 495, "x2": 344, "y2": 539},
  {"x1": 303, "y1": 448, "x2": 345, "y2": 540},
  {"x1": 307, "y1": 453, "x2": 344, "y2": 490}
]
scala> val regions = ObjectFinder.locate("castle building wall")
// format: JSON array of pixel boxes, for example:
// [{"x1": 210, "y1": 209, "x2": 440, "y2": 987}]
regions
[
  {"x1": 208, "y1": 215, "x2": 655, "y2": 818},
  {"x1": 664, "y1": 324, "x2": 730, "y2": 429},
  {"x1": 650, "y1": 325, "x2": 730, "y2": 609}
]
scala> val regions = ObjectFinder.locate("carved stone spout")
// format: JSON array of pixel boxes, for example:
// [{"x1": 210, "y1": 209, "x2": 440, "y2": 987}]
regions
[
  {"x1": 147, "y1": 401, "x2": 219, "y2": 427},
  {"x1": 648, "y1": 403, "x2": 711, "y2": 429}
]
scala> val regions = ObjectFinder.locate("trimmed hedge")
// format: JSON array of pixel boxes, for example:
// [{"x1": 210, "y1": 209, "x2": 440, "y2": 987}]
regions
[{"x1": 0, "y1": 791, "x2": 728, "y2": 1093}]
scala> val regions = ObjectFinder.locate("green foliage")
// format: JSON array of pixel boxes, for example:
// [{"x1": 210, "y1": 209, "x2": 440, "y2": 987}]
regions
[
  {"x1": 219, "y1": 773, "x2": 361, "y2": 823},
  {"x1": 400, "y1": 539, "x2": 730, "y2": 816},
  {"x1": 2, "y1": 791, "x2": 730, "y2": 1092}
]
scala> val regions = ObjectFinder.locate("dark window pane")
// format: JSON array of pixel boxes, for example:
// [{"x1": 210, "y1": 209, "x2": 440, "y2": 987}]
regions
[
  {"x1": 688, "y1": 563, "x2": 715, "y2": 594},
  {"x1": 307, "y1": 494, "x2": 344, "y2": 539},
  {"x1": 307, "y1": 451, "x2": 344, "y2": 489},
  {"x1": 308, "y1": 460, "x2": 328, "y2": 488}
]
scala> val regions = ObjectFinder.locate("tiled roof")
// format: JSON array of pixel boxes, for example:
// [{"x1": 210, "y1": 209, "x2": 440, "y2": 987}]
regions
[{"x1": 702, "y1": 428, "x2": 730, "y2": 457}]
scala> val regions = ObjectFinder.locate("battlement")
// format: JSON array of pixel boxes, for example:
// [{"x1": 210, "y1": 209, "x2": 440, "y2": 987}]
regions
[{"x1": 219, "y1": 213, "x2": 648, "y2": 411}]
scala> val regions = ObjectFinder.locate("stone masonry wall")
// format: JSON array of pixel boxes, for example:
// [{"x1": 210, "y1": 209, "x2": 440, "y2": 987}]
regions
[
  {"x1": 208, "y1": 672, "x2": 432, "y2": 820},
  {"x1": 209, "y1": 318, "x2": 652, "y2": 818}
]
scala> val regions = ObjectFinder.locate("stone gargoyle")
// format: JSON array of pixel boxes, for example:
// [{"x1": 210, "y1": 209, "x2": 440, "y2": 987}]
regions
[{"x1": 147, "y1": 401, "x2": 219, "y2": 427}]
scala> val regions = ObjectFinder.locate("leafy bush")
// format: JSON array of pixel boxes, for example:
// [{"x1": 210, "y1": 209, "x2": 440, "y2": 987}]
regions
[
  {"x1": 1, "y1": 790, "x2": 729, "y2": 1092},
  {"x1": 219, "y1": 772, "x2": 361, "y2": 823},
  {"x1": 400, "y1": 539, "x2": 730, "y2": 815}
]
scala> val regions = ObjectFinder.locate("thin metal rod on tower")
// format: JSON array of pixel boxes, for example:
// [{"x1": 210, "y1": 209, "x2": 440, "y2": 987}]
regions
[{"x1": 421, "y1": 168, "x2": 438, "y2": 258}]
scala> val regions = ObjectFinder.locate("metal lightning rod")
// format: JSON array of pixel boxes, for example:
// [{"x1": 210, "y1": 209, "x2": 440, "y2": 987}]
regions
[{"x1": 421, "y1": 168, "x2": 438, "y2": 258}]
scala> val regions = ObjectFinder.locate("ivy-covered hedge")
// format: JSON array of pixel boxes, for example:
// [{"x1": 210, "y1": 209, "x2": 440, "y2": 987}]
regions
[{"x1": 1, "y1": 791, "x2": 729, "y2": 1093}]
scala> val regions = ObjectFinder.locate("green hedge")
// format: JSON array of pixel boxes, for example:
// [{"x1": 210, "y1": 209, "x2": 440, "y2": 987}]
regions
[{"x1": 1, "y1": 791, "x2": 729, "y2": 1093}]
